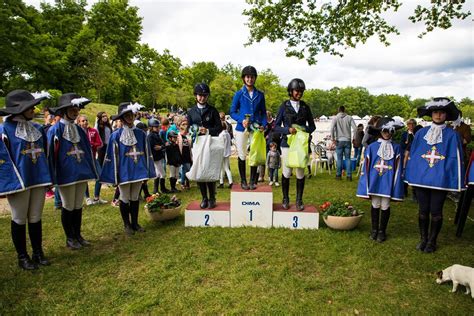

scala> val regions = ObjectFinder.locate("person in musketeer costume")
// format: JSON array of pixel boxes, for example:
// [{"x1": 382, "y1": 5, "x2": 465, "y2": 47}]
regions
[
  {"x1": 187, "y1": 83, "x2": 222, "y2": 209},
  {"x1": 405, "y1": 97, "x2": 465, "y2": 253},
  {"x1": 100, "y1": 102, "x2": 156, "y2": 235},
  {"x1": 274, "y1": 78, "x2": 316, "y2": 211},
  {"x1": 356, "y1": 117, "x2": 405, "y2": 242},
  {"x1": 230, "y1": 66, "x2": 267, "y2": 190},
  {"x1": 0, "y1": 90, "x2": 52, "y2": 269},
  {"x1": 47, "y1": 93, "x2": 98, "y2": 250}
]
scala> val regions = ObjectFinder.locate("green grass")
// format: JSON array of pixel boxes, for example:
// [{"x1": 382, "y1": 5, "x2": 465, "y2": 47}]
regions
[
  {"x1": 80, "y1": 102, "x2": 118, "y2": 125},
  {"x1": 0, "y1": 158, "x2": 473, "y2": 314}
]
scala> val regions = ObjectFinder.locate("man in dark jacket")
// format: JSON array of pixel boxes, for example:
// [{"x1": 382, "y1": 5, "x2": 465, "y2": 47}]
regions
[{"x1": 187, "y1": 83, "x2": 222, "y2": 209}]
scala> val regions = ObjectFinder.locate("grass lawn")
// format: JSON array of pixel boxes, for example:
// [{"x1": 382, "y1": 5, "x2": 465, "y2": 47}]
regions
[{"x1": 0, "y1": 158, "x2": 473, "y2": 314}]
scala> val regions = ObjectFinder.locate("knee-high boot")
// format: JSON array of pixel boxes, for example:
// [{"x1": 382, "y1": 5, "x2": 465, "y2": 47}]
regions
[
  {"x1": 61, "y1": 208, "x2": 81, "y2": 250},
  {"x1": 130, "y1": 200, "x2": 145, "y2": 232},
  {"x1": 249, "y1": 166, "x2": 258, "y2": 190},
  {"x1": 160, "y1": 178, "x2": 170, "y2": 193},
  {"x1": 296, "y1": 177, "x2": 305, "y2": 211},
  {"x1": 153, "y1": 178, "x2": 160, "y2": 194},
  {"x1": 416, "y1": 214, "x2": 429, "y2": 251},
  {"x1": 377, "y1": 208, "x2": 390, "y2": 243},
  {"x1": 207, "y1": 182, "x2": 217, "y2": 209},
  {"x1": 238, "y1": 158, "x2": 249, "y2": 190},
  {"x1": 73, "y1": 208, "x2": 91, "y2": 246},
  {"x1": 28, "y1": 221, "x2": 50, "y2": 266},
  {"x1": 198, "y1": 182, "x2": 208, "y2": 209},
  {"x1": 119, "y1": 200, "x2": 134, "y2": 235},
  {"x1": 170, "y1": 177, "x2": 180, "y2": 193},
  {"x1": 424, "y1": 216, "x2": 443, "y2": 253},
  {"x1": 370, "y1": 207, "x2": 380, "y2": 241},
  {"x1": 282, "y1": 176, "x2": 290, "y2": 210},
  {"x1": 11, "y1": 221, "x2": 37, "y2": 270}
]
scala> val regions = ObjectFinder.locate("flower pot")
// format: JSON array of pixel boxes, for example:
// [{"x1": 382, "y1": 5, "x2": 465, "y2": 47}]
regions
[
  {"x1": 146, "y1": 206, "x2": 182, "y2": 222},
  {"x1": 323, "y1": 215, "x2": 362, "y2": 230}
]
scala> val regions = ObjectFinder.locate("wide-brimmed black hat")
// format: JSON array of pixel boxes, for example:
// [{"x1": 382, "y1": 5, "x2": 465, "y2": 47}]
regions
[
  {"x1": 368, "y1": 117, "x2": 404, "y2": 136},
  {"x1": 111, "y1": 102, "x2": 134, "y2": 121},
  {"x1": 49, "y1": 93, "x2": 91, "y2": 115},
  {"x1": 417, "y1": 97, "x2": 460, "y2": 121},
  {"x1": 0, "y1": 89, "x2": 50, "y2": 116}
]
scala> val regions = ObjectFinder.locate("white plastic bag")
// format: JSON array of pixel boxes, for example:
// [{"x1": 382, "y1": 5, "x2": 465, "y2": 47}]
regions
[{"x1": 186, "y1": 134, "x2": 224, "y2": 182}]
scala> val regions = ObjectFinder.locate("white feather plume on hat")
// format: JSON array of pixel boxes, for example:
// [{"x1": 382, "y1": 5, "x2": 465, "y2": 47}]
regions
[
  {"x1": 126, "y1": 102, "x2": 144, "y2": 113},
  {"x1": 71, "y1": 97, "x2": 90, "y2": 106},
  {"x1": 31, "y1": 91, "x2": 52, "y2": 100}
]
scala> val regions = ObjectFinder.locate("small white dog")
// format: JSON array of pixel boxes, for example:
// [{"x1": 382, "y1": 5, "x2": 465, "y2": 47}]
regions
[{"x1": 436, "y1": 264, "x2": 474, "y2": 299}]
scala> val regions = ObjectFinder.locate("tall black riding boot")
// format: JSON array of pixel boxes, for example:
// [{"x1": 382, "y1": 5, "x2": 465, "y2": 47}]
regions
[
  {"x1": 119, "y1": 200, "x2": 134, "y2": 235},
  {"x1": 198, "y1": 182, "x2": 208, "y2": 209},
  {"x1": 238, "y1": 158, "x2": 249, "y2": 190},
  {"x1": 249, "y1": 166, "x2": 258, "y2": 190},
  {"x1": 370, "y1": 207, "x2": 380, "y2": 241},
  {"x1": 142, "y1": 181, "x2": 151, "y2": 198},
  {"x1": 424, "y1": 216, "x2": 443, "y2": 253},
  {"x1": 377, "y1": 208, "x2": 391, "y2": 243},
  {"x1": 153, "y1": 178, "x2": 160, "y2": 194},
  {"x1": 281, "y1": 176, "x2": 290, "y2": 210},
  {"x1": 160, "y1": 178, "x2": 171, "y2": 193},
  {"x1": 11, "y1": 221, "x2": 37, "y2": 270},
  {"x1": 416, "y1": 214, "x2": 429, "y2": 251},
  {"x1": 73, "y1": 208, "x2": 91, "y2": 246},
  {"x1": 170, "y1": 177, "x2": 180, "y2": 193},
  {"x1": 61, "y1": 208, "x2": 81, "y2": 250},
  {"x1": 130, "y1": 200, "x2": 145, "y2": 232},
  {"x1": 296, "y1": 177, "x2": 305, "y2": 211},
  {"x1": 28, "y1": 221, "x2": 50, "y2": 266},
  {"x1": 207, "y1": 182, "x2": 217, "y2": 209}
]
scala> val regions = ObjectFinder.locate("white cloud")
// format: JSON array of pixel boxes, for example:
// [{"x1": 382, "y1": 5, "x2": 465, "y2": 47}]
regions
[{"x1": 24, "y1": 0, "x2": 474, "y2": 99}]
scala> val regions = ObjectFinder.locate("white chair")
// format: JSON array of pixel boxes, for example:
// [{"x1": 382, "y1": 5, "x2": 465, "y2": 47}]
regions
[{"x1": 310, "y1": 145, "x2": 331, "y2": 175}]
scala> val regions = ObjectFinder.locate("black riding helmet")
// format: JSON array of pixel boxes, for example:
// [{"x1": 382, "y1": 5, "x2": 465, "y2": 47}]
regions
[
  {"x1": 287, "y1": 78, "x2": 306, "y2": 96},
  {"x1": 241, "y1": 65, "x2": 257, "y2": 78},
  {"x1": 193, "y1": 83, "x2": 210, "y2": 96}
]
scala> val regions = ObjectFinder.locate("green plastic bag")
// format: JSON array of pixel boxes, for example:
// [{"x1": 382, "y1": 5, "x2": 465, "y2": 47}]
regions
[
  {"x1": 286, "y1": 130, "x2": 309, "y2": 168},
  {"x1": 248, "y1": 130, "x2": 266, "y2": 167}
]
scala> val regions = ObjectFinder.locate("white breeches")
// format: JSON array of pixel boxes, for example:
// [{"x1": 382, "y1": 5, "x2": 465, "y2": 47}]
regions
[
  {"x1": 118, "y1": 181, "x2": 142, "y2": 203},
  {"x1": 235, "y1": 130, "x2": 253, "y2": 161},
  {"x1": 154, "y1": 159, "x2": 165, "y2": 178},
  {"x1": 8, "y1": 187, "x2": 46, "y2": 225},
  {"x1": 169, "y1": 165, "x2": 180, "y2": 178},
  {"x1": 371, "y1": 196, "x2": 391, "y2": 210},
  {"x1": 281, "y1": 147, "x2": 305, "y2": 179},
  {"x1": 220, "y1": 156, "x2": 233, "y2": 184},
  {"x1": 58, "y1": 182, "x2": 88, "y2": 211}
]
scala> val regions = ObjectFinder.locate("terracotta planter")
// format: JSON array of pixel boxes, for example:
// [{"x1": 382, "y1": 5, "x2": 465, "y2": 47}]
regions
[
  {"x1": 323, "y1": 215, "x2": 362, "y2": 230},
  {"x1": 146, "y1": 206, "x2": 181, "y2": 222}
]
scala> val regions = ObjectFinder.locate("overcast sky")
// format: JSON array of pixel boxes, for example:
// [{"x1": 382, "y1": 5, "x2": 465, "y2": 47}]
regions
[{"x1": 26, "y1": 0, "x2": 473, "y2": 100}]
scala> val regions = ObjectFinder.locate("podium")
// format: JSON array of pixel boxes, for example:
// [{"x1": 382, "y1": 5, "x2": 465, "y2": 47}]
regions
[
  {"x1": 272, "y1": 204, "x2": 319, "y2": 229},
  {"x1": 184, "y1": 183, "x2": 319, "y2": 229},
  {"x1": 230, "y1": 185, "x2": 273, "y2": 228},
  {"x1": 184, "y1": 201, "x2": 230, "y2": 227}
]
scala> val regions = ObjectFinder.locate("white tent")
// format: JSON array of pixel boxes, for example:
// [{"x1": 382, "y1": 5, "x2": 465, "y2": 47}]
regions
[
  {"x1": 352, "y1": 115, "x2": 361, "y2": 120},
  {"x1": 362, "y1": 115, "x2": 371, "y2": 120},
  {"x1": 393, "y1": 116, "x2": 404, "y2": 122},
  {"x1": 319, "y1": 115, "x2": 328, "y2": 121}
]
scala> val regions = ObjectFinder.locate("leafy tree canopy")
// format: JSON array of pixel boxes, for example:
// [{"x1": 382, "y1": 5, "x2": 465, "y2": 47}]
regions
[{"x1": 243, "y1": 0, "x2": 471, "y2": 65}]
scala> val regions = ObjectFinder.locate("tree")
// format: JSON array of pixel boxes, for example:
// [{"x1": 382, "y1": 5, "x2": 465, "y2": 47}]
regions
[
  {"x1": 209, "y1": 73, "x2": 236, "y2": 113},
  {"x1": 243, "y1": 0, "x2": 471, "y2": 65}
]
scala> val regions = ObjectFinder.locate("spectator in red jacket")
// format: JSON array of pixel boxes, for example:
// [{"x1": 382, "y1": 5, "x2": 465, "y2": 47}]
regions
[{"x1": 77, "y1": 114, "x2": 106, "y2": 205}]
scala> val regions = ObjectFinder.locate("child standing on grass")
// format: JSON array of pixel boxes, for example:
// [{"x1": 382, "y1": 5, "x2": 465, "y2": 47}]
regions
[
  {"x1": 178, "y1": 117, "x2": 192, "y2": 190},
  {"x1": 165, "y1": 130, "x2": 182, "y2": 193},
  {"x1": 356, "y1": 117, "x2": 404, "y2": 243},
  {"x1": 100, "y1": 102, "x2": 156, "y2": 236},
  {"x1": 219, "y1": 121, "x2": 233, "y2": 189},
  {"x1": 266, "y1": 141, "x2": 281, "y2": 186},
  {"x1": 405, "y1": 98, "x2": 465, "y2": 253}
]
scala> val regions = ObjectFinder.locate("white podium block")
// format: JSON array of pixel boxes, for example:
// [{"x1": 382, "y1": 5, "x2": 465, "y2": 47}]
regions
[
  {"x1": 185, "y1": 201, "x2": 230, "y2": 227},
  {"x1": 230, "y1": 185, "x2": 273, "y2": 228},
  {"x1": 272, "y1": 204, "x2": 319, "y2": 229}
]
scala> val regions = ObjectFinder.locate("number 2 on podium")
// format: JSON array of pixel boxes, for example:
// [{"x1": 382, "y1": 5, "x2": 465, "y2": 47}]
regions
[{"x1": 204, "y1": 214, "x2": 210, "y2": 226}]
